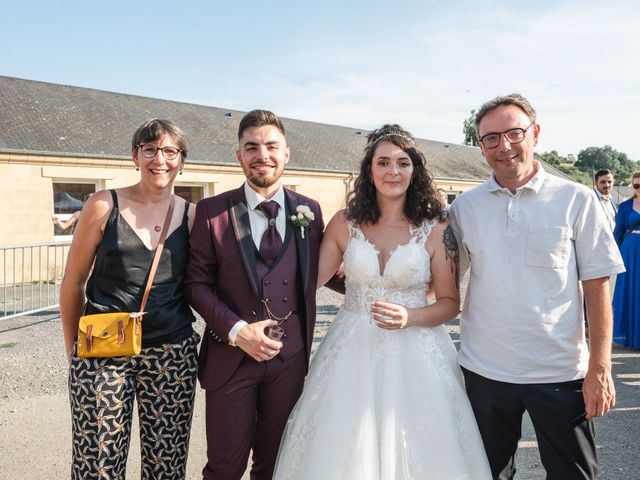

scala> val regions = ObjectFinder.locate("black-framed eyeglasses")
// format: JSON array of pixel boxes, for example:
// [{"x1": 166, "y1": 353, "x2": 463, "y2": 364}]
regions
[
  {"x1": 136, "y1": 144, "x2": 182, "y2": 160},
  {"x1": 633, "y1": 183, "x2": 640, "y2": 189},
  {"x1": 478, "y1": 121, "x2": 535, "y2": 149}
]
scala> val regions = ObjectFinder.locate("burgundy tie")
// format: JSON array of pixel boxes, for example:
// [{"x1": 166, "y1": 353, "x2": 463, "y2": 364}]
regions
[{"x1": 257, "y1": 201, "x2": 283, "y2": 264}]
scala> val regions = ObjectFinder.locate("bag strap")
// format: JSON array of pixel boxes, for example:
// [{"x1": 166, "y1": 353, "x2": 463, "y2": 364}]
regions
[
  {"x1": 139, "y1": 195, "x2": 175, "y2": 314},
  {"x1": 620, "y1": 217, "x2": 640, "y2": 245}
]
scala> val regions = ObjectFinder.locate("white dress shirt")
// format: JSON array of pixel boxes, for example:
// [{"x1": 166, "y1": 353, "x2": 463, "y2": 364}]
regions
[
  {"x1": 243, "y1": 182, "x2": 287, "y2": 248},
  {"x1": 594, "y1": 189, "x2": 617, "y2": 231}
]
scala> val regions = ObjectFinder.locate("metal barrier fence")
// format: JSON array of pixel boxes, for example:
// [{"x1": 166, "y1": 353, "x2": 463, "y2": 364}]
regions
[{"x1": 1, "y1": 242, "x2": 71, "y2": 319}]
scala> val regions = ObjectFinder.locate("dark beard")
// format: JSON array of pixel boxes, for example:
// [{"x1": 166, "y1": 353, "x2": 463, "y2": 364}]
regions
[{"x1": 248, "y1": 173, "x2": 280, "y2": 188}]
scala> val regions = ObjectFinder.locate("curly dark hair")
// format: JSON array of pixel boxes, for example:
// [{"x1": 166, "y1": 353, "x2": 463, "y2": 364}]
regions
[{"x1": 346, "y1": 124, "x2": 442, "y2": 226}]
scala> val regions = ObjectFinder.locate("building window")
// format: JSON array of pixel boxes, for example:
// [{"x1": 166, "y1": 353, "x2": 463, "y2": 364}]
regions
[
  {"x1": 174, "y1": 185, "x2": 205, "y2": 203},
  {"x1": 52, "y1": 182, "x2": 97, "y2": 239}
]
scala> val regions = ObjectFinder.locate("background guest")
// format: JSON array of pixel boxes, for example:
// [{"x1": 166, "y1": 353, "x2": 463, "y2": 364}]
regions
[
  {"x1": 594, "y1": 169, "x2": 618, "y2": 231},
  {"x1": 612, "y1": 171, "x2": 640, "y2": 349},
  {"x1": 437, "y1": 187, "x2": 451, "y2": 210},
  {"x1": 52, "y1": 193, "x2": 94, "y2": 234}
]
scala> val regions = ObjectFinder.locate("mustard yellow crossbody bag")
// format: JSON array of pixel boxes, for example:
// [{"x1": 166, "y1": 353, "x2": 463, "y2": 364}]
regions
[{"x1": 76, "y1": 197, "x2": 175, "y2": 358}]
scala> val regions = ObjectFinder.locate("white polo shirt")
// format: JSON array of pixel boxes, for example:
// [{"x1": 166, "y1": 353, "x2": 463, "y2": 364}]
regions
[{"x1": 449, "y1": 164, "x2": 625, "y2": 384}]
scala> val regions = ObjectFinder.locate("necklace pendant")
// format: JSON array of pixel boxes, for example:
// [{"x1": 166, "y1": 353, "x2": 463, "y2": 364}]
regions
[{"x1": 154, "y1": 225, "x2": 161, "y2": 233}]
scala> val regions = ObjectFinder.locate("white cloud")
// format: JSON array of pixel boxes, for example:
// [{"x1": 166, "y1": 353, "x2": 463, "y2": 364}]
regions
[{"x1": 198, "y1": 1, "x2": 640, "y2": 160}]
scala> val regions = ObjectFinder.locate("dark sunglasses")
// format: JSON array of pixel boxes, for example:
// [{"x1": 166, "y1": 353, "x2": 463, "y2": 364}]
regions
[{"x1": 633, "y1": 184, "x2": 640, "y2": 189}]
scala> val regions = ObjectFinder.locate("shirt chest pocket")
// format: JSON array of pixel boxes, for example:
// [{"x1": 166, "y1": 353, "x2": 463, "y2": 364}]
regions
[{"x1": 526, "y1": 226, "x2": 571, "y2": 269}]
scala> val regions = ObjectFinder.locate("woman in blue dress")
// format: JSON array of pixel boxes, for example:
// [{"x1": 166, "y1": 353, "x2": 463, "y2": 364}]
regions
[{"x1": 612, "y1": 171, "x2": 640, "y2": 349}]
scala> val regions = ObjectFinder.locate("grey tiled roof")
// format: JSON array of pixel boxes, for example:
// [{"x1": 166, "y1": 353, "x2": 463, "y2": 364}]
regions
[{"x1": 0, "y1": 75, "x2": 492, "y2": 180}]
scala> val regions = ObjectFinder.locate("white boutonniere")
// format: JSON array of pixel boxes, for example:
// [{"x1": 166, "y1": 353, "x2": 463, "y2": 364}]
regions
[{"x1": 290, "y1": 204, "x2": 315, "y2": 238}]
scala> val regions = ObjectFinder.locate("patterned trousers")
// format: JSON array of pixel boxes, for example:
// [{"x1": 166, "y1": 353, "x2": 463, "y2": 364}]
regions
[{"x1": 68, "y1": 331, "x2": 200, "y2": 480}]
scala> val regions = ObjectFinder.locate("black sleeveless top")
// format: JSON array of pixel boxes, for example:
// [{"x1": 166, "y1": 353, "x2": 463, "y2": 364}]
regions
[{"x1": 85, "y1": 190, "x2": 194, "y2": 347}]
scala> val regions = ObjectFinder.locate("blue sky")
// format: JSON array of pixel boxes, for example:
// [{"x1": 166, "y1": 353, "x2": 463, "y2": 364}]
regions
[{"x1": 3, "y1": 0, "x2": 639, "y2": 160}]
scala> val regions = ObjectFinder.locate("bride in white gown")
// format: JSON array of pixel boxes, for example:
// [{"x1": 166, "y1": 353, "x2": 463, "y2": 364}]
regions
[{"x1": 273, "y1": 124, "x2": 491, "y2": 479}]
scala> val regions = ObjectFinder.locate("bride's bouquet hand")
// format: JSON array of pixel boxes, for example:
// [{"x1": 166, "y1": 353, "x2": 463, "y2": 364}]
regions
[{"x1": 370, "y1": 300, "x2": 410, "y2": 330}]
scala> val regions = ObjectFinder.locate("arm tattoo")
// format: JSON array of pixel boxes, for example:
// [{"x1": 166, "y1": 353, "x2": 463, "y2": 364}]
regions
[{"x1": 442, "y1": 225, "x2": 460, "y2": 287}]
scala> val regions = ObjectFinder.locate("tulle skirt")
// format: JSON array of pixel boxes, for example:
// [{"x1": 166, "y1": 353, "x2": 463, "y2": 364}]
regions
[{"x1": 273, "y1": 307, "x2": 492, "y2": 480}]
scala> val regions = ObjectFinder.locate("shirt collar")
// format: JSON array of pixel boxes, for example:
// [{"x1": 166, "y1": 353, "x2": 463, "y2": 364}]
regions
[
  {"x1": 244, "y1": 182, "x2": 286, "y2": 211},
  {"x1": 594, "y1": 189, "x2": 610, "y2": 202},
  {"x1": 485, "y1": 160, "x2": 546, "y2": 194}
]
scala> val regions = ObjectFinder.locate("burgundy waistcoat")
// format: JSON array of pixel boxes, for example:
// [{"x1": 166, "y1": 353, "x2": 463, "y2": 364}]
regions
[{"x1": 255, "y1": 227, "x2": 304, "y2": 360}]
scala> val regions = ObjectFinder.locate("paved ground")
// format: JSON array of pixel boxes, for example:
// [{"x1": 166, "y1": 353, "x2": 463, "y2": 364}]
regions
[{"x1": 1, "y1": 287, "x2": 639, "y2": 479}]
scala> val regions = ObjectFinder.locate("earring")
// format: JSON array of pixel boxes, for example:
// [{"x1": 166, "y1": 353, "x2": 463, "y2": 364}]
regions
[
  {"x1": 135, "y1": 166, "x2": 140, "y2": 171},
  {"x1": 179, "y1": 170, "x2": 183, "y2": 175}
]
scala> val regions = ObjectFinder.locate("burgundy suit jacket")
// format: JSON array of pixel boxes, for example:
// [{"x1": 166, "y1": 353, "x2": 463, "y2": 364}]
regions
[{"x1": 184, "y1": 185, "x2": 324, "y2": 391}]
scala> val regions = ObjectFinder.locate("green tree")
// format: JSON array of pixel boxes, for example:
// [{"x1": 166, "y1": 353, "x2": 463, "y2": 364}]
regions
[
  {"x1": 575, "y1": 145, "x2": 637, "y2": 183},
  {"x1": 535, "y1": 150, "x2": 565, "y2": 166},
  {"x1": 462, "y1": 109, "x2": 479, "y2": 147},
  {"x1": 535, "y1": 150, "x2": 591, "y2": 186},
  {"x1": 557, "y1": 165, "x2": 593, "y2": 187}
]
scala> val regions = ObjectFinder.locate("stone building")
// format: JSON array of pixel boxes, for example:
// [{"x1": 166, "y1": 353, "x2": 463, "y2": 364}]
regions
[{"x1": 0, "y1": 75, "x2": 496, "y2": 248}]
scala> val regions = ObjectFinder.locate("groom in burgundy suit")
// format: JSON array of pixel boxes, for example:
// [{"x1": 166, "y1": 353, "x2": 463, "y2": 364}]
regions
[{"x1": 185, "y1": 110, "x2": 325, "y2": 480}]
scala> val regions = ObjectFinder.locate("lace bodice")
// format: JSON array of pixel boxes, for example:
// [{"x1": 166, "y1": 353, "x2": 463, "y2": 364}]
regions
[
  {"x1": 342, "y1": 220, "x2": 435, "y2": 313},
  {"x1": 274, "y1": 217, "x2": 492, "y2": 480}
]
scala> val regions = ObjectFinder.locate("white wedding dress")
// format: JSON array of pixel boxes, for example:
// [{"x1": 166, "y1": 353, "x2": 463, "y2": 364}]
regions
[{"x1": 273, "y1": 221, "x2": 492, "y2": 479}]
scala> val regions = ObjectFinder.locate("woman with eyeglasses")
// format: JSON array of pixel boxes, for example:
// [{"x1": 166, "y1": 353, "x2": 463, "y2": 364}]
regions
[
  {"x1": 612, "y1": 171, "x2": 640, "y2": 349},
  {"x1": 60, "y1": 119, "x2": 200, "y2": 479}
]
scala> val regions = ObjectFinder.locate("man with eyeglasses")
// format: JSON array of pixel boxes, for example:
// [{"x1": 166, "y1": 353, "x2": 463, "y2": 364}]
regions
[{"x1": 449, "y1": 94, "x2": 625, "y2": 479}]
